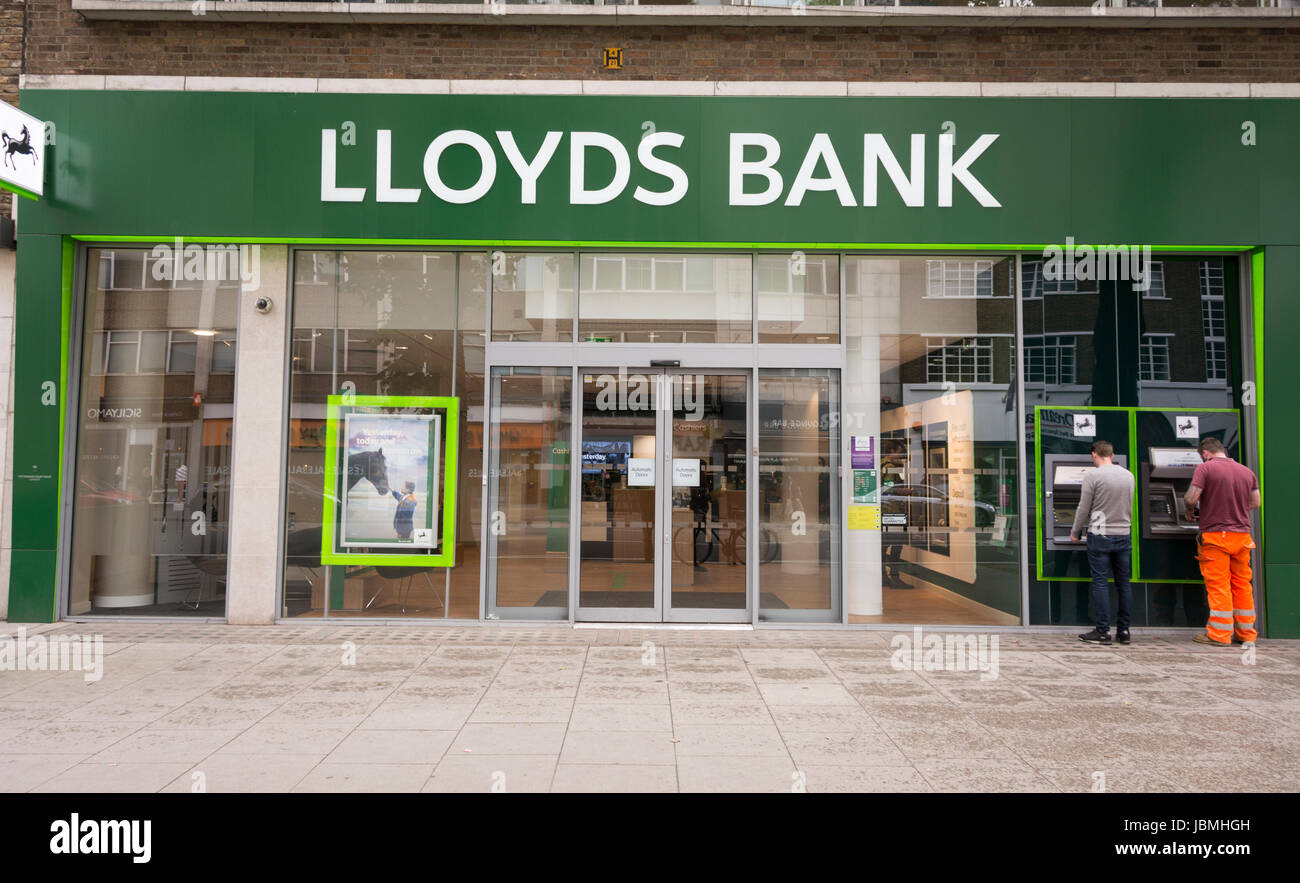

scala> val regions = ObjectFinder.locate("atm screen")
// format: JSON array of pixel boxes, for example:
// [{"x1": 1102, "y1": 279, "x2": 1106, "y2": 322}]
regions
[
  {"x1": 1150, "y1": 447, "x2": 1201, "y2": 468},
  {"x1": 1053, "y1": 465, "x2": 1093, "y2": 485}
]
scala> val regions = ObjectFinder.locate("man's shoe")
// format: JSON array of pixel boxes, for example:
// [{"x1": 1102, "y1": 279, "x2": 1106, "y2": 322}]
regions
[
  {"x1": 1115, "y1": 630, "x2": 1131, "y2": 645},
  {"x1": 1192, "y1": 633, "x2": 1231, "y2": 647},
  {"x1": 1079, "y1": 629, "x2": 1112, "y2": 645}
]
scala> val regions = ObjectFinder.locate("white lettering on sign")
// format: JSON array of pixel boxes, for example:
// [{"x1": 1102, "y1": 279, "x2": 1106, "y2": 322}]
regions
[
  {"x1": 320, "y1": 129, "x2": 365, "y2": 202},
  {"x1": 321, "y1": 128, "x2": 1001, "y2": 209},
  {"x1": 570, "y1": 131, "x2": 631, "y2": 205}
]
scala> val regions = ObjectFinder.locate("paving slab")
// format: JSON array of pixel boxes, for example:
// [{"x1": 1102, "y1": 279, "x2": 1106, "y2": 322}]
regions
[{"x1": 3, "y1": 621, "x2": 1296, "y2": 793}]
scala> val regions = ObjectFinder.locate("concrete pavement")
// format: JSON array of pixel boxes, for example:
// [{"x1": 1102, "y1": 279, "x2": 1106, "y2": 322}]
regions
[{"x1": 1, "y1": 622, "x2": 1297, "y2": 793}]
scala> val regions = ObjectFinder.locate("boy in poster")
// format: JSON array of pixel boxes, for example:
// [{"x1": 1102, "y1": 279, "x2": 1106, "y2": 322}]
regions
[{"x1": 392, "y1": 480, "x2": 418, "y2": 540}]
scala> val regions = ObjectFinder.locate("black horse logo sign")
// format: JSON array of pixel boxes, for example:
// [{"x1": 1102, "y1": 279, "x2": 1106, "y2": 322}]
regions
[
  {"x1": 1, "y1": 125, "x2": 38, "y2": 172},
  {"x1": 1179, "y1": 420, "x2": 1196, "y2": 434}
]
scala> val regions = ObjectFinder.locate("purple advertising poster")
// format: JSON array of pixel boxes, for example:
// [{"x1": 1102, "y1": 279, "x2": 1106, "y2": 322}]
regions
[{"x1": 851, "y1": 435, "x2": 874, "y2": 469}]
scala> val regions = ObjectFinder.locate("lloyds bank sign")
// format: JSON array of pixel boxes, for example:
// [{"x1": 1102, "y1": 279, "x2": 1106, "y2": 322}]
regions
[
  {"x1": 16, "y1": 91, "x2": 1296, "y2": 245},
  {"x1": 320, "y1": 126, "x2": 1004, "y2": 209}
]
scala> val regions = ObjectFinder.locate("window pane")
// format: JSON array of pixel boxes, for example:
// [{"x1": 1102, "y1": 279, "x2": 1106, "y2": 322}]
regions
[
  {"x1": 139, "y1": 330, "x2": 168, "y2": 373},
  {"x1": 845, "y1": 256, "x2": 1020, "y2": 626},
  {"x1": 487, "y1": 367, "x2": 572, "y2": 615},
  {"x1": 579, "y1": 252, "x2": 752, "y2": 343},
  {"x1": 68, "y1": 246, "x2": 240, "y2": 617},
  {"x1": 491, "y1": 252, "x2": 574, "y2": 342},
  {"x1": 758, "y1": 369, "x2": 839, "y2": 619},
  {"x1": 282, "y1": 250, "x2": 463, "y2": 619},
  {"x1": 757, "y1": 254, "x2": 840, "y2": 343},
  {"x1": 169, "y1": 338, "x2": 197, "y2": 374}
]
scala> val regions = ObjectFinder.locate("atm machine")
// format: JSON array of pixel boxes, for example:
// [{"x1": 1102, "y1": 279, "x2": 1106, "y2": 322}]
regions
[
  {"x1": 1142, "y1": 447, "x2": 1203, "y2": 539},
  {"x1": 1043, "y1": 453, "x2": 1128, "y2": 550}
]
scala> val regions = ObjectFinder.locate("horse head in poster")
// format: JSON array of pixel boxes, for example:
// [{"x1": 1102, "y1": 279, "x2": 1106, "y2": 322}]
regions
[{"x1": 347, "y1": 448, "x2": 391, "y2": 495}]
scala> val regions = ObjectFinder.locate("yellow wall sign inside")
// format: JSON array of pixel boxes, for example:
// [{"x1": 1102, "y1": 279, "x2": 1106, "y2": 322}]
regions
[{"x1": 848, "y1": 505, "x2": 880, "y2": 530}]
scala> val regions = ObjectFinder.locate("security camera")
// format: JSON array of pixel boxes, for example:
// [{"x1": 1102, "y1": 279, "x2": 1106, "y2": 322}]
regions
[{"x1": 254, "y1": 296, "x2": 273, "y2": 315}]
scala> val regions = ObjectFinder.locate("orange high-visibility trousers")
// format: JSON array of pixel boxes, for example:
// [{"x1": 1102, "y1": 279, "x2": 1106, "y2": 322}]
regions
[{"x1": 1196, "y1": 531, "x2": 1258, "y2": 643}]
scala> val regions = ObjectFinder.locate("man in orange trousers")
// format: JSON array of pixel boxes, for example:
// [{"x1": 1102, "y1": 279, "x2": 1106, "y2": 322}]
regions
[{"x1": 1185, "y1": 437, "x2": 1261, "y2": 646}]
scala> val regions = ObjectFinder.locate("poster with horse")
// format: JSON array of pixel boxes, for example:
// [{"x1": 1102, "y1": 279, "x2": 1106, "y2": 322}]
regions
[{"x1": 340, "y1": 412, "x2": 441, "y2": 549}]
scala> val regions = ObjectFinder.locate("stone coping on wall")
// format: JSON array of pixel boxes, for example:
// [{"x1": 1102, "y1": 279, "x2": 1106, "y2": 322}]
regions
[
  {"x1": 69, "y1": 1, "x2": 1300, "y2": 27},
  {"x1": 19, "y1": 75, "x2": 1300, "y2": 96}
]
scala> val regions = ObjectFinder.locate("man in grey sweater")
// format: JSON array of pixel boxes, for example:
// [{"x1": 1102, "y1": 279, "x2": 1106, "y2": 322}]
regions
[{"x1": 1069, "y1": 439, "x2": 1136, "y2": 646}]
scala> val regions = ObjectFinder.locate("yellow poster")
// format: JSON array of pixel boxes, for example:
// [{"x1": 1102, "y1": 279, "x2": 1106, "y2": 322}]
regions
[{"x1": 847, "y1": 505, "x2": 880, "y2": 530}]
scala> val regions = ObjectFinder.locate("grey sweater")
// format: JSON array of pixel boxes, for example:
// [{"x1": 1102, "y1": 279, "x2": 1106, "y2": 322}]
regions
[{"x1": 1070, "y1": 463, "x2": 1134, "y2": 538}]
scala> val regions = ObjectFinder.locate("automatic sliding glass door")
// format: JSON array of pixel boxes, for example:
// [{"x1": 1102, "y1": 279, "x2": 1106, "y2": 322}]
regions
[{"x1": 576, "y1": 368, "x2": 750, "y2": 623}]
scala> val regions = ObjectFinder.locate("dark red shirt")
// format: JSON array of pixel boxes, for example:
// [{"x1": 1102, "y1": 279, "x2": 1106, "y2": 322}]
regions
[{"x1": 1190, "y1": 457, "x2": 1258, "y2": 533}]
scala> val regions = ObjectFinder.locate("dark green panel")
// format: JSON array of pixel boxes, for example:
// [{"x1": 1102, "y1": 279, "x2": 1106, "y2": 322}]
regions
[
  {"x1": 1068, "y1": 100, "x2": 1265, "y2": 246},
  {"x1": 6, "y1": 550, "x2": 57, "y2": 623},
  {"x1": 1263, "y1": 565, "x2": 1300, "y2": 639},
  {"x1": 14, "y1": 91, "x2": 1299, "y2": 246},
  {"x1": 11, "y1": 234, "x2": 66, "y2": 554},
  {"x1": 1258, "y1": 104, "x2": 1300, "y2": 245},
  {"x1": 1262, "y1": 246, "x2": 1300, "y2": 637}
]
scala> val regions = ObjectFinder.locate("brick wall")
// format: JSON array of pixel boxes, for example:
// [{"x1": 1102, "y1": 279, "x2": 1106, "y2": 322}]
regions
[
  {"x1": 0, "y1": 0, "x2": 23, "y2": 217},
  {"x1": 19, "y1": 6, "x2": 1300, "y2": 84}
]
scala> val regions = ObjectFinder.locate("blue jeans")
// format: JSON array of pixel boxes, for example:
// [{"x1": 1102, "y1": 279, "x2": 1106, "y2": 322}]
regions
[{"x1": 1086, "y1": 533, "x2": 1132, "y2": 634}]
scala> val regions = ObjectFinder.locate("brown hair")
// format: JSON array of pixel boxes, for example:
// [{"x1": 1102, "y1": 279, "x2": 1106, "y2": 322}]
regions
[
  {"x1": 1197, "y1": 437, "x2": 1226, "y2": 455},
  {"x1": 1091, "y1": 440, "x2": 1114, "y2": 458}
]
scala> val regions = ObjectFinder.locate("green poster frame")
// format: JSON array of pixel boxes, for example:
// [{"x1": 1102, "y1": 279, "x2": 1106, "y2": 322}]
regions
[
  {"x1": 1033, "y1": 405, "x2": 1242, "y2": 585},
  {"x1": 320, "y1": 394, "x2": 459, "y2": 567}
]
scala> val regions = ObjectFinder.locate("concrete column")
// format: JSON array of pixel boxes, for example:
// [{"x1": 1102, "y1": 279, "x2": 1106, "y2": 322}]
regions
[{"x1": 226, "y1": 245, "x2": 288, "y2": 624}]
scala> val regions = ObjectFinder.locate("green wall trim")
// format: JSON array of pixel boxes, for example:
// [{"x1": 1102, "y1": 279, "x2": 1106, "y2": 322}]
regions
[
  {"x1": 1252, "y1": 250, "x2": 1265, "y2": 501},
  {"x1": 1033, "y1": 405, "x2": 1242, "y2": 586},
  {"x1": 0, "y1": 182, "x2": 40, "y2": 202},
  {"x1": 319, "y1": 395, "x2": 460, "y2": 568},
  {"x1": 1251, "y1": 249, "x2": 1266, "y2": 633},
  {"x1": 57, "y1": 239, "x2": 72, "y2": 620},
  {"x1": 65, "y1": 235, "x2": 1257, "y2": 253}
]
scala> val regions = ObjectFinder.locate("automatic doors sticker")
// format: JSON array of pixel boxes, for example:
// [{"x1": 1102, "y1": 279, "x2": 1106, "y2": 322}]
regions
[
  {"x1": 628, "y1": 458, "x2": 655, "y2": 487},
  {"x1": 672, "y1": 458, "x2": 701, "y2": 487},
  {"x1": 1176, "y1": 415, "x2": 1200, "y2": 440},
  {"x1": 1072, "y1": 414, "x2": 1096, "y2": 437},
  {"x1": 341, "y1": 412, "x2": 441, "y2": 549}
]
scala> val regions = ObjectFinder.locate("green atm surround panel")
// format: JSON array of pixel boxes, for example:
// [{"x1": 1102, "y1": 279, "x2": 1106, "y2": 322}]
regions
[{"x1": 1033, "y1": 405, "x2": 1244, "y2": 585}]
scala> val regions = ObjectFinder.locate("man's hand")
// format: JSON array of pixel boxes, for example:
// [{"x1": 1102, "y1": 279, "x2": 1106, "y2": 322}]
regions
[{"x1": 1069, "y1": 534, "x2": 1079, "y2": 543}]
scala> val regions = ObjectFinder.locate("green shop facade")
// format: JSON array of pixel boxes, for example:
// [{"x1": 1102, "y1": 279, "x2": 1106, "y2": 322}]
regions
[{"x1": 5, "y1": 82, "x2": 1298, "y2": 634}]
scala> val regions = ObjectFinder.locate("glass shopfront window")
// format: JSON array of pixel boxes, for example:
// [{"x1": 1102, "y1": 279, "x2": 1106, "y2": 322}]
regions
[
  {"x1": 264, "y1": 246, "x2": 1252, "y2": 629},
  {"x1": 491, "y1": 252, "x2": 573, "y2": 342},
  {"x1": 578, "y1": 253, "x2": 751, "y2": 343},
  {"x1": 844, "y1": 256, "x2": 1021, "y2": 626},
  {"x1": 486, "y1": 367, "x2": 573, "y2": 618},
  {"x1": 757, "y1": 369, "x2": 841, "y2": 621},
  {"x1": 1024, "y1": 256, "x2": 1248, "y2": 628},
  {"x1": 282, "y1": 250, "x2": 475, "y2": 618},
  {"x1": 68, "y1": 247, "x2": 240, "y2": 615},
  {"x1": 756, "y1": 253, "x2": 840, "y2": 344}
]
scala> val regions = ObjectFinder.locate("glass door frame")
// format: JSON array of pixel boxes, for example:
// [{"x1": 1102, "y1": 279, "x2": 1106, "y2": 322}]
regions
[{"x1": 572, "y1": 366, "x2": 754, "y2": 623}]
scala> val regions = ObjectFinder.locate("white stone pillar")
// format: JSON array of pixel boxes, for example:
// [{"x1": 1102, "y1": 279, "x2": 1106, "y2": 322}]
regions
[{"x1": 226, "y1": 245, "x2": 288, "y2": 624}]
